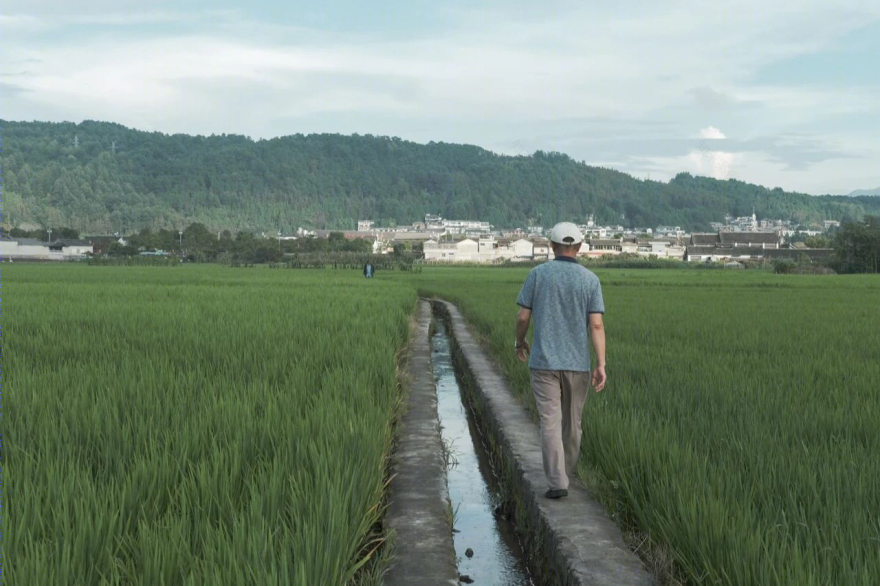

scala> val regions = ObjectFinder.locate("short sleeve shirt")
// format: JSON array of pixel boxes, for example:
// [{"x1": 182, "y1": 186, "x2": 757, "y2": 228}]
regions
[{"x1": 516, "y1": 257, "x2": 604, "y2": 372}]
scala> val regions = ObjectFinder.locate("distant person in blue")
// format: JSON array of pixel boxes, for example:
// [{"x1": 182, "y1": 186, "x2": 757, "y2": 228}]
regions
[
  {"x1": 515, "y1": 222, "x2": 606, "y2": 499},
  {"x1": 363, "y1": 261, "x2": 375, "y2": 278}
]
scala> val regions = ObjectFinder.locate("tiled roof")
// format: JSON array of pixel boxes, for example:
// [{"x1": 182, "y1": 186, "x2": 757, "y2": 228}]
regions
[
  {"x1": 687, "y1": 246, "x2": 833, "y2": 260},
  {"x1": 51, "y1": 239, "x2": 92, "y2": 246},
  {"x1": 719, "y1": 232, "x2": 779, "y2": 244},
  {"x1": 689, "y1": 246, "x2": 771, "y2": 256},
  {"x1": 686, "y1": 246, "x2": 721, "y2": 255},
  {"x1": 391, "y1": 232, "x2": 434, "y2": 240},
  {"x1": 690, "y1": 233, "x2": 720, "y2": 245}
]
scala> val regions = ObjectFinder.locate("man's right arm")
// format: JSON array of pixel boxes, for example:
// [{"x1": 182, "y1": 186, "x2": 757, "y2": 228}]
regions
[
  {"x1": 515, "y1": 271, "x2": 536, "y2": 364},
  {"x1": 589, "y1": 312, "x2": 606, "y2": 391}
]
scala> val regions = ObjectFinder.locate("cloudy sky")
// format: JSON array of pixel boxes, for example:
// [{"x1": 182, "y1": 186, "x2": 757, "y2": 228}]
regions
[{"x1": 2, "y1": 0, "x2": 879, "y2": 194}]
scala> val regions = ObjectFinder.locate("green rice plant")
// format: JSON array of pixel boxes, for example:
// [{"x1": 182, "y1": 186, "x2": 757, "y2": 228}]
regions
[
  {"x1": 410, "y1": 267, "x2": 880, "y2": 586},
  {"x1": 8, "y1": 263, "x2": 878, "y2": 586},
  {"x1": 2, "y1": 264, "x2": 416, "y2": 585}
]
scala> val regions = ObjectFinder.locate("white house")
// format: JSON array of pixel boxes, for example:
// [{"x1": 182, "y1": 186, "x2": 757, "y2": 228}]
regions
[
  {"x1": 533, "y1": 241, "x2": 550, "y2": 260},
  {"x1": 510, "y1": 239, "x2": 535, "y2": 259},
  {"x1": 50, "y1": 239, "x2": 94, "y2": 257},
  {"x1": 583, "y1": 239, "x2": 623, "y2": 258},
  {"x1": 0, "y1": 237, "x2": 54, "y2": 259},
  {"x1": 424, "y1": 236, "x2": 555, "y2": 263},
  {"x1": 648, "y1": 241, "x2": 668, "y2": 256},
  {"x1": 582, "y1": 226, "x2": 607, "y2": 239},
  {"x1": 16, "y1": 238, "x2": 53, "y2": 257},
  {"x1": 423, "y1": 214, "x2": 492, "y2": 236},
  {"x1": 423, "y1": 238, "x2": 480, "y2": 262},
  {"x1": 1, "y1": 237, "x2": 93, "y2": 259},
  {"x1": 478, "y1": 237, "x2": 495, "y2": 257},
  {"x1": 0, "y1": 236, "x2": 23, "y2": 258},
  {"x1": 476, "y1": 237, "x2": 518, "y2": 262},
  {"x1": 655, "y1": 226, "x2": 685, "y2": 237},
  {"x1": 621, "y1": 240, "x2": 639, "y2": 254},
  {"x1": 665, "y1": 243, "x2": 686, "y2": 260}
]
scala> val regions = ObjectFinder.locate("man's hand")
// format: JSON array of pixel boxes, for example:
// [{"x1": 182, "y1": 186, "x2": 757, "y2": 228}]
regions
[
  {"x1": 591, "y1": 365, "x2": 607, "y2": 392},
  {"x1": 516, "y1": 340, "x2": 530, "y2": 363},
  {"x1": 515, "y1": 306, "x2": 531, "y2": 364}
]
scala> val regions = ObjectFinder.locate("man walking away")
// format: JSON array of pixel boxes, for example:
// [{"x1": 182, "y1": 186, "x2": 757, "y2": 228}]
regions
[{"x1": 514, "y1": 222, "x2": 606, "y2": 499}]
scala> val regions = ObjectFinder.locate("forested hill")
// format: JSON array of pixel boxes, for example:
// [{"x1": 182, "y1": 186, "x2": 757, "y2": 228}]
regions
[{"x1": 2, "y1": 119, "x2": 879, "y2": 234}]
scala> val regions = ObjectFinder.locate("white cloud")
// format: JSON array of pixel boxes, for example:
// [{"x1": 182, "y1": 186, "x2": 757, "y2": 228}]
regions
[
  {"x1": 687, "y1": 149, "x2": 739, "y2": 179},
  {"x1": 1, "y1": 0, "x2": 879, "y2": 192},
  {"x1": 700, "y1": 127, "x2": 727, "y2": 139},
  {"x1": 0, "y1": 13, "x2": 46, "y2": 31}
]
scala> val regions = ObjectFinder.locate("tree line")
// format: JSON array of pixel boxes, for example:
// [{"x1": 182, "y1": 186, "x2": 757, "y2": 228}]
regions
[
  {"x1": 9, "y1": 216, "x2": 878, "y2": 272},
  {"x1": 3, "y1": 119, "x2": 880, "y2": 235},
  {"x1": 832, "y1": 216, "x2": 880, "y2": 273},
  {"x1": 100, "y1": 223, "x2": 381, "y2": 264}
]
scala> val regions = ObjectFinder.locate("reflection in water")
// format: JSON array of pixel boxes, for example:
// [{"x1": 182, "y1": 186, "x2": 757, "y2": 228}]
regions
[{"x1": 432, "y1": 319, "x2": 536, "y2": 586}]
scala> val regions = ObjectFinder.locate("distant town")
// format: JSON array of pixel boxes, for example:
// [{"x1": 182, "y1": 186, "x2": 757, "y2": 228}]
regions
[
  {"x1": 312, "y1": 211, "x2": 838, "y2": 265},
  {"x1": 1, "y1": 211, "x2": 841, "y2": 265}
]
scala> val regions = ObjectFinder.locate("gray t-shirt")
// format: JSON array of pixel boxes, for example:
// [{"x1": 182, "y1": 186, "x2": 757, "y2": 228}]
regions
[{"x1": 516, "y1": 257, "x2": 604, "y2": 372}]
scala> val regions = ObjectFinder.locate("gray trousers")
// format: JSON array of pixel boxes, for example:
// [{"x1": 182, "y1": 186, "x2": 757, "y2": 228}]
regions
[{"x1": 529, "y1": 369, "x2": 590, "y2": 490}]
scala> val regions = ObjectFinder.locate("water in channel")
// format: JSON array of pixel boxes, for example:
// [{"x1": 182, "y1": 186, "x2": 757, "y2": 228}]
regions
[{"x1": 431, "y1": 318, "x2": 536, "y2": 586}]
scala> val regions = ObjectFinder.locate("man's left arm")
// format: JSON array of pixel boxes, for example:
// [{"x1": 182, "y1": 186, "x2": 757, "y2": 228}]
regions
[
  {"x1": 589, "y1": 312, "x2": 606, "y2": 391},
  {"x1": 587, "y1": 278, "x2": 606, "y2": 391}
]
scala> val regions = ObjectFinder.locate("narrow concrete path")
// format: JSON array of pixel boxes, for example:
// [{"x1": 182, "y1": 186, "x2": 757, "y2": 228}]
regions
[
  {"x1": 438, "y1": 300, "x2": 656, "y2": 586},
  {"x1": 384, "y1": 300, "x2": 460, "y2": 586}
]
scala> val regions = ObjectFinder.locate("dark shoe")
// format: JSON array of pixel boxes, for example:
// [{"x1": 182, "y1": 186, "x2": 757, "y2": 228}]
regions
[{"x1": 545, "y1": 488, "x2": 568, "y2": 499}]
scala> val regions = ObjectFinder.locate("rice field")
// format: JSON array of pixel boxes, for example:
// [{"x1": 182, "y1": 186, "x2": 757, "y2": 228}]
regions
[
  {"x1": 2, "y1": 264, "x2": 416, "y2": 585},
  {"x1": 412, "y1": 267, "x2": 880, "y2": 586},
  {"x1": 5, "y1": 264, "x2": 879, "y2": 585}
]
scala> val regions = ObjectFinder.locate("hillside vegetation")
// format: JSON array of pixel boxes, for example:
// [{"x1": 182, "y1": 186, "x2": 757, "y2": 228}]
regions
[{"x1": 2, "y1": 119, "x2": 879, "y2": 233}]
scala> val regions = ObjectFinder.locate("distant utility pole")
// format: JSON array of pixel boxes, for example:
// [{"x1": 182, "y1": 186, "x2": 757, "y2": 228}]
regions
[
  {"x1": 73, "y1": 135, "x2": 79, "y2": 148},
  {"x1": 111, "y1": 140, "x2": 117, "y2": 154}
]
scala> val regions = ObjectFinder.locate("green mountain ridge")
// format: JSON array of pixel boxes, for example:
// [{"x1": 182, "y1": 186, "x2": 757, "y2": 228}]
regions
[
  {"x1": 2, "y1": 119, "x2": 879, "y2": 234},
  {"x1": 848, "y1": 187, "x2": 880, "y2": 197}
]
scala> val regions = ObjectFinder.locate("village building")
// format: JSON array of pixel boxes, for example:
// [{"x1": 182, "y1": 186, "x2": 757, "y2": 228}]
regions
[
  {"x1": 421, "y1": 214, "x2": 492, "y2": 236},
  {"x1": 685, "y1": 231, "x2": 831, "y2": 263},
  {"x1": 654, "y1": 226, "x2": 685, "y2": 237},
  {"x1": 423, "y1": 238, "x2": 479, "y2": 262},
  {"x1": 423, "y1": 236, "x2": 552, "y2": 263},
  {"x1": 689, "y1": 232, "x2": 780, "y2": 250},
  {"x1": 583, "y1": 239, "x2": 623, "y2": 257},
  {"x1": 581, "y1": 237, "x2": 686, "y2": 260},
  {"x1": 49, "y1": 239, "x2": 94, "y2": 256},
  {"x1": 0, "y1": 236, "x2": 94, "y2": 260},
  {"x1": 686, "y1": 246, "x2": 833, "y2": 264},
  {"x1": 1, "y1": 237, "x2": 50, "y2": 258}
]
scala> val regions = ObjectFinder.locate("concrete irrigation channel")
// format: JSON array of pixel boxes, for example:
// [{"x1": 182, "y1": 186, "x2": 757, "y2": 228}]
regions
[{"x1": 383, "y1": 299, "x2": 655, "y2": 586}]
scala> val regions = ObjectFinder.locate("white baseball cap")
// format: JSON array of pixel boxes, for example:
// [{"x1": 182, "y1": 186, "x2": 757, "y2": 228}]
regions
[{"x1": 549, "y1": 222, "x2": 584, "y2": 245}]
